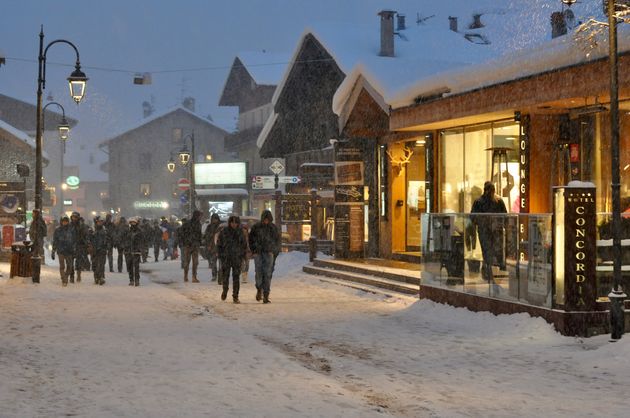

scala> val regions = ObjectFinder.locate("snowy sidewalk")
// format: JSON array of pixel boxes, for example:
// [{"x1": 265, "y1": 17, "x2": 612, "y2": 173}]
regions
[{"x1": 2, "y1": 252, "x2": 630, "y2": 417}]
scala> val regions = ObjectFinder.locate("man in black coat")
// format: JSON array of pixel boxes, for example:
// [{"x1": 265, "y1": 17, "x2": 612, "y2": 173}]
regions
[
  {"x1": 52, "y1": 216, "x2": 75, "y2": 286},
  {"x1": 104, "y1": 213, "x2": 116, "y2": 272},
  {"x1": 217, "y1": 215, "x2": 247, "y2": 303},
  {"x1": 122, "y1": 217, "x2": 143, "y2": 286},
  {"x1": 89, "y1": 216, "x2": 110, "y2": 285},
  {"x1": 181, "y1": 210, "x2": 202, "y2": 283},
  {"x1": 471, "y1": 181, "x2": 507, "y2": 282},
  {"x1": 203, "y1": 213, "x2": 221, "y2": 281},
  {"x1": 248, "y1": 210, "x2": 281, "y2": 303},
  {"x1": 70, "y1": 212, "x2": 90, "y2": 283}
]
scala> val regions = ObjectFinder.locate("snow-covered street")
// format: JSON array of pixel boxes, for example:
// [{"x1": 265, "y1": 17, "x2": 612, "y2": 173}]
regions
[{"x1": 2, "y1": 252, "x2": 630, "y2": 417}]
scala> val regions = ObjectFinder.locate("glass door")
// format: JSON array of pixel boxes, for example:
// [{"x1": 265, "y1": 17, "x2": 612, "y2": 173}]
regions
[{"x1": 406, "y1": 140, "x2": 426, "y2": 251}]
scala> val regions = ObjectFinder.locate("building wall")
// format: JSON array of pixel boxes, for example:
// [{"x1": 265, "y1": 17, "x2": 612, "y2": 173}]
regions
[
  {"x1": 0, "y1": 135, "x2": 36, "y2": 202},
  {"x1": 107, "y1": 109, "x2": 226, "y2": 218}
]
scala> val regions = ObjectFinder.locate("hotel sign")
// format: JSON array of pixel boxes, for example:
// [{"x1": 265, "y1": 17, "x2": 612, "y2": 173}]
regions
[{"x1": 553, "y1": 185, "x2": 597, "y2": 311}]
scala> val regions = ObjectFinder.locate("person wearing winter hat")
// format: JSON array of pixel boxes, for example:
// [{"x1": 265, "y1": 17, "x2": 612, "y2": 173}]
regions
[
  {"x1": 52, "y1": 216, "x2": 76, "y2": 286},
  {"x1": 181, "y1": 210, "x2": 202, "y2": 283},
  {"x1": 89, "y1": 216, "x2": 109, "y2": 285},
  {"x1": 122, "y1": 217, "x2": 143, "y2": 286},
  {"x1": 248, "y1": 210, "x2": 281, "y2": 303}
]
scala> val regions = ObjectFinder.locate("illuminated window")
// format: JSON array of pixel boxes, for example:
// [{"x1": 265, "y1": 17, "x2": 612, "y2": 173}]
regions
[{"x1": 140, "y1": 183, "x2": 151, "y2": 197}]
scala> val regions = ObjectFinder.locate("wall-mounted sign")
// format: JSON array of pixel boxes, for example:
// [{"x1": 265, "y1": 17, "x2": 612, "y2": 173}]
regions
[
  {"x1": 133, "y1": 200, "x2": 169, "y2": 210},
  {"x1": 63, "y1": 199, "x2": 73, "y2": 206},
  {"x1": 208, "y1": 201, "x2": 234, "y2": 220},
  {"x1": 195, "y1": 162, "x2": 246, "y2": 185},
  {"x1": 65, "y1": 176, "x2": 80, "y2": 189}
]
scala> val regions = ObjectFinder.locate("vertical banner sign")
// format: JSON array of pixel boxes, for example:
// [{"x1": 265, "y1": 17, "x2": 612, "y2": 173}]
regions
[
  {"x1": 518, "y1": 115, "x2": 530, "y2": 267},
  {"x1": 334, "y1": 140, "x2": 365, "y2": 258},
  {"x1": 554, "y1": 185, "x2": 597, "y2": 311}
]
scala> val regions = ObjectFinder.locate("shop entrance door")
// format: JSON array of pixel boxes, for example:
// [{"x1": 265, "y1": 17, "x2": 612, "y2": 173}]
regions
[{"x1": 405, "y1": 141, "x2": 426, "y2": 252}]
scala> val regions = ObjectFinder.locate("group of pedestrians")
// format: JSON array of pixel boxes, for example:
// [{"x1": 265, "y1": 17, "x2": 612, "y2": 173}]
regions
[
  {"x1": 46, "y1": 209, "x2": 281, "y2": 303},
  {"x1": 181, "y1": 209, "x2": 281, "y2": 304}
]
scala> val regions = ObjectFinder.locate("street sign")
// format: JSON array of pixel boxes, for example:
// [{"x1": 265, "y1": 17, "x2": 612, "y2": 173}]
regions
[
  {"x1": 252, "y1": 175, "x2": 275, "y2": 190},
  {"x1": 269, "y1": 160, "x2": 284, "y2": 175},
  {"x1": 177, "y1": 178, "x2": 190, "y2": 191},
  {"x1": 278, "y1": 176, "x2": 301, "y2": 184},
  {"x1": 179, "y1": 193, "x2": 188, "y2": 204}
]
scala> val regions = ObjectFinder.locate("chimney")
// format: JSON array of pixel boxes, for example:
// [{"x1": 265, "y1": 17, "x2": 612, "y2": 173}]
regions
[
  {"x1": 182, "y1": 97, "x2": 196, "y2": 112},
  {"x1": 449, "y1": 16, "x2": 458, "y2": 32},
  {"x1": 397, "y1": 13, "x2": 406, "y2": 31},
  {"x1": 550, "y1": 11, "x2": 567, "y2": 38},
  {"x1": 470, "y1": 14, "x2": 484, "y2": 29},
  {"x1": 378, "y1": 10, "x2": 396, "y2": 57}
]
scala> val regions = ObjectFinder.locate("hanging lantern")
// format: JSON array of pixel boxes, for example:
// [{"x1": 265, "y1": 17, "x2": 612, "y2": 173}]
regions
[
  {"x1": 57, "y1": 117, "x2": 70, "y2": 141},
  {"x1": 178, "y1": 145, "x2": 191, "y2": 165},
  {"x1": 167, "y1": 157, "x2": 176, "y2": 173},
  {"x1": 67, "y1": 65, "x2": 88, "y2": 104}
]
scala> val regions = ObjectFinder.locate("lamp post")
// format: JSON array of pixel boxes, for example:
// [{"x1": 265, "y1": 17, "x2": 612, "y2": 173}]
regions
[
  {"x1": 42, "y1": 101, "x2": 71, "y2": 220},
  {"x1": 32, "y1": 25, "x2": 88, "y2": 284},
  {"x1": 165, "y1": 132, "x2": 197, "y2": 218}
]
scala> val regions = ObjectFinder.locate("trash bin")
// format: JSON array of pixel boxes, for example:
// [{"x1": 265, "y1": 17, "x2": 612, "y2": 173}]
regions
[{"x1": 10, "y1": 241, "x2": 33, "y2": 278}]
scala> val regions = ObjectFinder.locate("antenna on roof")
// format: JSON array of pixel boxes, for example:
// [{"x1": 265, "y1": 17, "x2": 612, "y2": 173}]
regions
[{"x1": 416, "y1": 13, "x2": 435, "y2": 25}]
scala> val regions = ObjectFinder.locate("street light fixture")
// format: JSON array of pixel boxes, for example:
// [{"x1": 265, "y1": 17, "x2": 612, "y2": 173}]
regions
[
  {"x1": 167, "y1": 157, "x2": 176, "y2": 173},
  {"x1": 32, "y1": 25, "x2": 88, "y2": 284},
  {"x1": 166, "y1": 132, "x2": 197, "y2": 218},
  {"x1": 178, "y1": 144, "x2": 191, "y2": 165},
  {"x1": 42, "y1": 101, "x2": 71, "y2": 143}
]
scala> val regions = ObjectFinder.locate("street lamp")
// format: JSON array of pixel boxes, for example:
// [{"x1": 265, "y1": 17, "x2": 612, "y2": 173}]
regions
[
  {"x1": 32, "y1": 25, "x2": 88, "y2": 284},
  {"x1": 42, "y1": 101, "x2": 71, "y2": 221},
  {"x1": 165, "y1": 132, "x2": 197, "y2": 218}
]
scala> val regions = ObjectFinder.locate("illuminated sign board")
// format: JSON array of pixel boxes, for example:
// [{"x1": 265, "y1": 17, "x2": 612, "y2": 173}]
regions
[
  {"x1": 133, "y1": 200, "x2": 169, "y2": 210},
  {"x1": 195, "y1": 162, "x2": 246, "y2": 185},
  {"x1": 208, "y1": 201, "x2": 233, "y2": 219},
  {"x1": 65, "y1": 176, "x2": 80, "y2": 189},
  {"x1": 63, "y1": 199, "x2": 73, "y2": 206}
]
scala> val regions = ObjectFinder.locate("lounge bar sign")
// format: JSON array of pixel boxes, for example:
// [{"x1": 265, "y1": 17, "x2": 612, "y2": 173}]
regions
[
  {"x1": 553, "y1": 184, "x2": 597, "y2": 311},
  {"x1": 518, "y1": 115, "x2": 530, "y2": 266}
]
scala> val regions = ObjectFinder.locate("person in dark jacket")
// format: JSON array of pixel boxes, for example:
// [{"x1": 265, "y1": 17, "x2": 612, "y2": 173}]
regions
[
  {"x1": 217, "y1": 215, "x2": 247, "y2": 303},
  {"x1": 152, "y1": 220, "x2": 162, "y2": 262},
  {"x1": 29, "y1": 209, "x2": 47, "y2": 271},
  {"x1": 52, "y1": 216, "x2": 75, "y2": 286},
  {"x1": 248, "y1": 210, "x2": 281, "y2": 303},
  {"x1": 122, "y1": 217, "x2": 143, "y2": 286},
  {"x1": 104, "y1": 213, "x2": 116, "y2": 272},
  {"x1": 203, "y1": 213, "x2": 221, "y2": 281},
  {"x1": 181, "y1": 210, "x2": 202, "y2": 283},
  {"x1": 471, "y1": 181, "x2": 507, "y2": 283},
  {"x1": 70, "y1": 212, "x2": 90, "y2": 283},
  {"x1": 89, "y1": 216, "x2": 109, "y2": 285},
  {"x1": 140, "y1": 218, "x2": 151, "y2": 263}
]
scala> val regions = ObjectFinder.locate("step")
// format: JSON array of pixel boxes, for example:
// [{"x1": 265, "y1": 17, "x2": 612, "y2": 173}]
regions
[
  {"x1": 312, "y1": 259, "x2": 420, "y2": 285},
  {"x1": 303, "y1": 265, "x2": 419, "y2": 295}
]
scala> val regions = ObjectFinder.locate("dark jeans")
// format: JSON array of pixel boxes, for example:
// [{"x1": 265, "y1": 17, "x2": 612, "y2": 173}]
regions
[
  {"x1": 58, "y1": 254, "x2": 73, "y2": 283},
  {"x1": 125, "y1": 252, "x2": 141, "y2": 284},
  {"x1": 183, "y1": 245, "x2": 199, "y2": 279},
  {"x1": 478, "y1": 228, "x2": 502, "y2": 281},
  {"x1": 254, "y1": 252, "x2": 275, "y2": 293},
  {"x1": 221, "y1": 259, "x2": 241, "y2": 297},
  {"x1": 208, "y1": 251, "x2": 218, "y2": 279},
  {"x1": 107, "y1": 245, "x2": 114, "y2": 271},
  {"x1": 116, "y1": 247, "x2": 124, "y2": 272},
  {"x1": 153, "y1": 243, "x2": 160, "y2": 262},
  {"x1": 92, "y1": 253, "x2": 106, "y2": 280}
]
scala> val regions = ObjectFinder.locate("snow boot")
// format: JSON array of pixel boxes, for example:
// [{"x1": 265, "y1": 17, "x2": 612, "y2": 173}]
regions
[
  {"x1": 221, "y1": 289, "x2": 228, "y2": 301},
  {"x1": 183, "y1": 273, "x2": 188, "y2": 282},
  {"x1": 129, "y1": 280, "x2": 134, "y2": 286},
  {"x1": 233, "y1": 296, "x2": 240, "y2": 304},
  {"x1": 256, "y1": 288, "x2": 262, "y2": 301},
  {"x1": 263, "y1": 292, "x2": 270, "y2": 304},
  {"x1": 134, "y1": 280, "x2": 140, "y2": 287},
  {"x1": 192, "y1": 276, "x2": 200, "y2": 283}
]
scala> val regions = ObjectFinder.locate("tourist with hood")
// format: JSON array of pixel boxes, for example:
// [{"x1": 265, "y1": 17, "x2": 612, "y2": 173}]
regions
[
  {"x1": 203, "y1": 213, "x2": 222, "y2": 281},
  {"x1": 181, "y1": 210, "x2": 202, "y2": 283},
  {"x1": 122, "y1": 217, "x2": 143, "y2": 286},
  {"x1": 51, "y1": 215, "x2": 75, "y2": 286},
  {"x1": 103, "y1": 213, "x2": 116, "y2": 272},
  {"x1": 217, "y1": 215, "x2": 247, "y2": 303},
  {"x1": 248, "y1": 209, "x2": 281, "y2": 303},
  {"x1": 70, "y1": 212, "x2": 90, "y2": 283},
  {"x1": 89, "y1": 216, "x2": 109, "y2": 285}
]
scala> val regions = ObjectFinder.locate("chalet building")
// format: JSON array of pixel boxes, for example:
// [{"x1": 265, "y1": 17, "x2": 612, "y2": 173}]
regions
[
  {"x1": 218, "y1": 52, "x2": 289, "y2": 217},
  {"x1": 0, "y1": 93, "x2": 78, "y2": 218},
  {"x1": 332, "y1": 4, "x2": 630, "y2": 334},
  {"x1": 100, "y1": 106, "x2": 228, "y2": 218}
]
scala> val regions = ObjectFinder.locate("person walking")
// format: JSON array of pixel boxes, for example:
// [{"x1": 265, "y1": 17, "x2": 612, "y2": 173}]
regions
[
  {"x1": 122, "y1": 217, "x2": 143, "y2": 286},
  {"x1": 89, "y1": 216, "x2": 109, "y2": 285},
  {"x1": 29, "y1": 208, "x2": 47, "y2": 271},
  {"x1": 471, "y1": 181, "x2": 507, "y2": 283},
  {"x1": 70, "y1": 212, "x2": 90, "y2": 283},
  {"x1": 217, "y1": 215, "x2": 247, "y2": 303},
  {"x1": 152, "y1": 220, "x2": 162, "y2": 262},
  {"x1": 104, "y1": 213, "x2": 116, "y2": 273},
  {"x1": 248, "y1": 210, "x2": 281, "y2": 304},
  {"x1": 181, "y1": 210, "x2": 202, "y2": 283},
  {"x1": 51, "y1": 215, "x2": 75, "y2": 286},
  {"x1": 203, "y1": 213, "x2": 221, "y2": 282}
]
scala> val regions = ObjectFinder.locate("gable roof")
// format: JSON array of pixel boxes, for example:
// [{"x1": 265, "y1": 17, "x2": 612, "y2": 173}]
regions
[
  {"x1": 0, "y1": 119, "x2": 49, "y2": 161},
  {"x1": 0, "y1": 93, "x2": 79, "y2": 132},
  {"x1": 100, "y1": 105, "x2": 227, "y2": 146},
  {"x1": 237, "y1": 51, "x2": 290, "y2": 86}
]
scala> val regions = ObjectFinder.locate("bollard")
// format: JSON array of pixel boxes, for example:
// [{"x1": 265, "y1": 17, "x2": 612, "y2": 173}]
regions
[{"x1": 609, "y1": 288, "x2": 627, "y2": 340}]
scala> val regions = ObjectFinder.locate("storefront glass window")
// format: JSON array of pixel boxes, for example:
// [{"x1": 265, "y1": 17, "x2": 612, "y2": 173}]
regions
[{"x1": 439, "y1": 128, "x2": 463, "y2": 212}]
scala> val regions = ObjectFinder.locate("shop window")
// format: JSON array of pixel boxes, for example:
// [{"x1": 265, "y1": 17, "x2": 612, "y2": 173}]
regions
[
  {"x1": 379, "y1": 145, "x2": 388, "y2": 219},
  {"x1": 140, "y1": 183, "x2": 151, "y2": 197}
]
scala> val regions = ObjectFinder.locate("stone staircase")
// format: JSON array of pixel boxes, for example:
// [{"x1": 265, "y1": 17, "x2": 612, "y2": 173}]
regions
[{"x1": 302, "y1": 258, "x2": 420, "y2": 296}]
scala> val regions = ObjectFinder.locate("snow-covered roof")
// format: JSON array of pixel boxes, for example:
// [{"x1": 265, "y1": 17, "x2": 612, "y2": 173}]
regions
[
  {"x1": 0, "y1": 119, "x2": 36, "y2": 149},
  {"x1": 330, "y1": 0, "x2": 603, "y2": 113},
  {"x1": 100, "y1": 105, "x2": 222, "y2": 146},
  {"x1": 237, "y1": 51, "x2": 291, "y2": 86}
]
